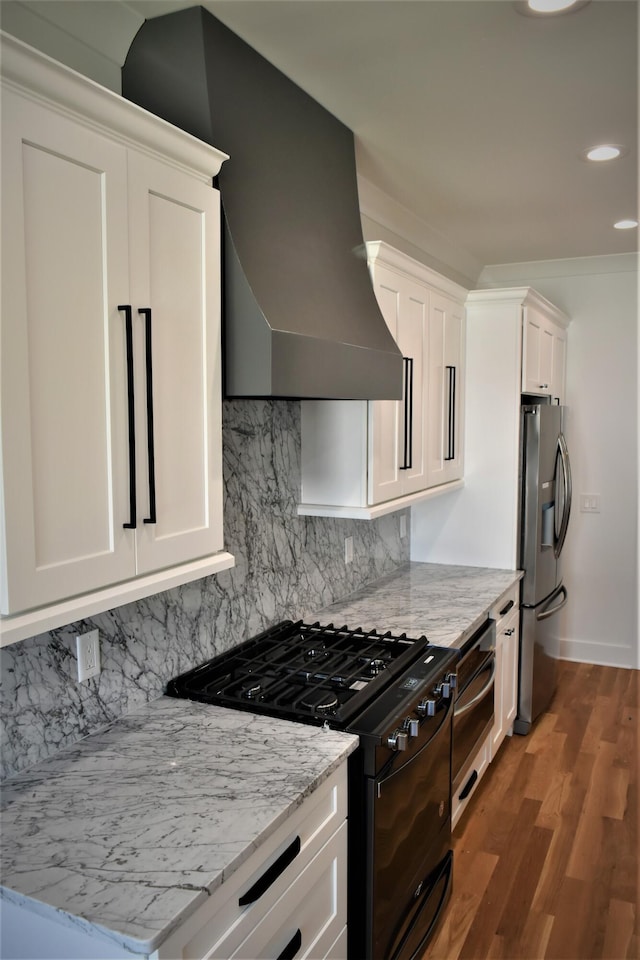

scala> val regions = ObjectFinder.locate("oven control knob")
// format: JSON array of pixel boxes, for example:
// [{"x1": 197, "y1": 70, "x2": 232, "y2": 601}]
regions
[
  {"x1": 386, "y1": 729, "x2": 409, "y2": 751},
  {"x1": 435, "y1": 680, "x2": 451, "y2": 698},
  {"x1": 403, "y1": 717, "x2": 420, "y2": 737},
  {"x1": 446, "y1": 672, "x2": 458, "y2": 691},
  {"x1": 417, "y1": 698, "x2": 436, "y2": 717}
]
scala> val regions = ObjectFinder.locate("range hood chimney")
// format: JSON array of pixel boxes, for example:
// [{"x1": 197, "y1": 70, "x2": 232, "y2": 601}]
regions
[{"x1": 122, "y1": 6, "x2": 403, "y2": 400}]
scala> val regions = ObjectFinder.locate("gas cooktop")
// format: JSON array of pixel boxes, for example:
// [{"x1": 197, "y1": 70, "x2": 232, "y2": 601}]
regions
[{"x1": 166, "y1": 619, "x2": 454, "y2": 729}]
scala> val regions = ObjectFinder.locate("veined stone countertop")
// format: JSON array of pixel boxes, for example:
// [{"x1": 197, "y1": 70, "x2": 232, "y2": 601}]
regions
[
  {"x1": 0, "y1": 697, "x2": 358, "y2": 956},
  {"x1": 314, "y1": 561, "x2": 523, "y2": 648}
]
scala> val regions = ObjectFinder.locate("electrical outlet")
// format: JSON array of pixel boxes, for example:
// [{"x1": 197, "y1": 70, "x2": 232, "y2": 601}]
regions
[
  {"x1": 76, "y1": 630, "x2": 101, "y2": 682},
  {"x1": 580, "y1": 494, "x2": 601, "y2": 513},
  {"x1": 345, "y1": 535, "x2": 354, "y2": 564}
]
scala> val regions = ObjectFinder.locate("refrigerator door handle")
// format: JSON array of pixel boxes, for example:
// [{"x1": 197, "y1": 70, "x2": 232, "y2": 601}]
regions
[
  {"x1": 537, "y1": 584, "x2": 568, "y2": 622},
  {"x1": 554, "y1": 432, "x2": 572, "y2": 558}
]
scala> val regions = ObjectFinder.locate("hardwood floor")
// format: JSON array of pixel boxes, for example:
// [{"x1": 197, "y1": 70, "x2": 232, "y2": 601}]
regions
[{"x1": 424, "y1": 660, "x2": 639, "y2": 960}]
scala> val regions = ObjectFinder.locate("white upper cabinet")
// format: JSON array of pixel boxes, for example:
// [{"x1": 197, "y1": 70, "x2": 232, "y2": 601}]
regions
[
  {"x1": 522, "y1": 302, "x2": 567, "y2": 402},
  {"x1": 0, "y1": 34, "x2": 234, "y2": 645},
  {"x1": 299, "y1": 242, "x2": 467, "y2": 519}
]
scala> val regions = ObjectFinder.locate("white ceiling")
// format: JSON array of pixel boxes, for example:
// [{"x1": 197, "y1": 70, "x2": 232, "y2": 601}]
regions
[
  {"x1": 125, "y1": 0, "x2": 638, "y2": 270},
  {"x1": 4, "y1": 0, "x2": 638, "y2": 271}
]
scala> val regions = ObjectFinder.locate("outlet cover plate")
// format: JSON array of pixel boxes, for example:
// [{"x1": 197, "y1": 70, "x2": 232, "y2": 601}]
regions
[{"x1": 76, "y1": 630, "x2": 101, "y2": 682}]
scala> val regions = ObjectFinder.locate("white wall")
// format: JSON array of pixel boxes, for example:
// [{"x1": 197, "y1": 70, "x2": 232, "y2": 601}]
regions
[{"x1": 413, "y1": 254, "x2": 638, "y2": 669}]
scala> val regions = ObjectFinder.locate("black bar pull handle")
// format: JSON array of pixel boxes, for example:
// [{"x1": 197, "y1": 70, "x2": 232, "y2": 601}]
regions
[
  {"x1": 118, "y1": 305, "x2": 136, "y2": 529},
  {"x1": 238, "y1": 836, "x2": 301, "y2": 907},
  {"x1": 458, "y1": 769, "x2": 478, "y2": 801},
  {"x1": 444, "y1": 365, "x2": 456, "y2": 461},
  {"x1": 277, "y1": 929, "x2": 302, "y2": 960},
  {"x1": 499, "y1": 599, "x2": 515, "y2": 617},
  {"x1": 400, "y1": 356, "x2": 414, "y2": 471},
  {"x1": 138, "y1": 308, "x2": 157, "y2": 524}
]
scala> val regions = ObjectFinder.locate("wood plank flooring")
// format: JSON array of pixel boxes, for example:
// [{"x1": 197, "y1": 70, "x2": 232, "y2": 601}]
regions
[{"x1": 424, "y1": 660, "x2": 639, "y2": 960}]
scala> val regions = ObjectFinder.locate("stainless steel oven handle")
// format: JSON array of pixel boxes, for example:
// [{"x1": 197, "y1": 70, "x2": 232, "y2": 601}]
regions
[{"x1": 453, "y1": 659, "x2": 496, "y2": 719}]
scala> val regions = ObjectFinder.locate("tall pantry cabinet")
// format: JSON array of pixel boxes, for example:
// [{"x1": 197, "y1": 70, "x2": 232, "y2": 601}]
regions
[
  {"x1": 299, "y1": 242, "x2": 466, "y2": 519},
  {"x1": 0, "y1": 34, "x2": 234, "y2": 645}
]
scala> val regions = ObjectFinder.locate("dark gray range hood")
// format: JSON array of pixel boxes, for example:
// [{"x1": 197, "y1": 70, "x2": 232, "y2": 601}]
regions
[{"x1": 122, "y1": 5, "x2": 403, "y2": 400}]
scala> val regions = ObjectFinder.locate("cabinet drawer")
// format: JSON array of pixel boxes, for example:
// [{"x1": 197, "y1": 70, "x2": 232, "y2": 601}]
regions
[
  {"x1": 451, "y1": 735, "x2": 490, "y2": 831},
  {"x1": 228, "y1": 821, "x2": 347, "y2": 960},
  {"x1": 490, "y1": 583, "x2": 520, "y2": 623},
  {"x1": 157, "y1": 765, "x2": 347, "y2": 960}
]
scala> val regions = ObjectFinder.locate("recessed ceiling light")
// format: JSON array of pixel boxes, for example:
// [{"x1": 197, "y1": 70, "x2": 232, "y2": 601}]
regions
[
  {"x1": 584, "y1": 144, "x2": 625, "y2": 162},
  {"x1": 613, "y1": 219, "x2": 638, "y2": 230},
  {"x1": 514, "y1": 0, "x2": 590, "y2": 15}
]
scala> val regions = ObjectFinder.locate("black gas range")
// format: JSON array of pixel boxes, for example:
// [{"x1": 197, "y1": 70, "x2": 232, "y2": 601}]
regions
[{"x1": 167, "y1": 620, "x2": 459, "y2": 960}]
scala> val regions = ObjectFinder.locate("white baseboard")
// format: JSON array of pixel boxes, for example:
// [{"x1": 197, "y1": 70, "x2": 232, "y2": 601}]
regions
[{"x1": 559, "y1": 637, "x2": 638, "y2": 670}]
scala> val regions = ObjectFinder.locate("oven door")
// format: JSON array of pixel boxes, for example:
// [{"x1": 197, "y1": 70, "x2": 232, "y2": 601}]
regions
[
  {"x1": 452, "y1": 628, "x2": 496, "y2": 794},
  {"x1": 367, "y1": 694, "x2": 454, "y2": 960}
]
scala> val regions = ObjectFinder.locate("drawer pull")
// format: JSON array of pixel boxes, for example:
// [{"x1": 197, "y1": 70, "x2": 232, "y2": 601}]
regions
[
  {"x1": 458, "y1": 769, "x2": 478, "y2": 801},
  {"x1": 499, "y1": 599, "x2": 514, "y2": 617},
  {"x1": 238, "y1": 836, "x2": 301, "y2": 906},
  {"x1": 277, "y1": 928, "x2": 302, "y2": 960}
]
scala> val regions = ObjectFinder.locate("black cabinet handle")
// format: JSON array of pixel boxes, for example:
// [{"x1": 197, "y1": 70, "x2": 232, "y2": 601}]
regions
[
  {"x1": 138, "y1": 308, "x2": 157, "y2": 525},
  {"x1": 238, "y1": 836, "x2": 301, "y2": 907},
  {"x1": 400, "y1": 356, "x2": 414, "y2": 470},
  {"x1": 277, "y1": 929, "x2": 302, "y2": 960},
  {"x1": 444, "y1": 365, "x2": 456, "y2": 461},
  {"x1": 499, "y1": 599, "x2": 515, "y2": 617},
  {"x1": 118, "y1": 305, "x2": 136, "y2": 529},
  {"x1": 458, "y1": 769, "x2": 478, "y2": 801}
]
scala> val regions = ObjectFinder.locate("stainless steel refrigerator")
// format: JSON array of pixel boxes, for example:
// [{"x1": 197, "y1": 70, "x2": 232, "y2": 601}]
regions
[{"x1": 514, "y1": 402, "x2": 572, "y2": 735}]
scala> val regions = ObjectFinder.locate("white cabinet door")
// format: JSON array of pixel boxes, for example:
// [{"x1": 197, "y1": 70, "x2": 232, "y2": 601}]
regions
[
  {"x1": 368, "y1": 266, "x2": 404, "y2": 505},
  {"x1": 502, "y1": 608, "x2": 520, "y2": 733},
  {"x1": 1, "y1": 91, "x2": 136, "y2": 614},
  {"x1": 551, "y1": 325, "x2": 567, "y2": 404},
  {"x1": 368, "y1": 268, "x2": 428, "y2": 504},
  {"x1": 427, "y1": 292, "x2": 464, "y2": 488},
  {"x1": 491, "y1": 605, "x2": 520, "y2": 759},
  {"x1": 397, "y1": 277, "x2": 429, "y2": 496},
  {"x1": 127, "y1": 152, "x2": 224, "y2": 574}
]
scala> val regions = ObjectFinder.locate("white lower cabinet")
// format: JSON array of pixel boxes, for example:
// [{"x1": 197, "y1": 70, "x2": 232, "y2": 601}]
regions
[
  {"x1": 159, "y1": 765, "x2": 348, "y2": 960},
  {"x1": 299, "y1": 242, "x2": 466, "y2": 520},
  {"x1": 453, "y1": 584, "x2": 520, "y2": 830},
  {"x1": 0, "y1": 34, "x2": 234, "y2": 644},
  {"x1": 490, "y1": 593, "x2": 520, "y2": 760}
]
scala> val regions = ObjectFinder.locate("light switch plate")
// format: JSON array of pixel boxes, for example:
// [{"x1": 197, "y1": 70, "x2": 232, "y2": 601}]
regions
[{"x1": 580, "y1": 494, "x2": 601, "y2": 513}]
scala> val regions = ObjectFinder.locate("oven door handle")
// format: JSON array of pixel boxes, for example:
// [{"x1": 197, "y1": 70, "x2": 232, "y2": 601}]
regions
[
  {"x1": 377, "y1": 694, "x2": 455, "y2": 791},
  {"x1": 454, "y1": 659, "x2": 496, "y2": 719}
]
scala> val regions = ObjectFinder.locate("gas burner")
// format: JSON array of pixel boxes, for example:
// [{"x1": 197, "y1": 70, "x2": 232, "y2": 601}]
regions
[
  {"x1": 242, "y1": 682, "x2": 262, "y2": 700},
  {"x1": 368, "y1": 658, "x2": 387, "y2": 676},
  {"x1": 300, "y1": 689, "x2": 340, "y2": 715},
  {"x1": 303, "y1": 645, "x2": 328, "y2": 660}
]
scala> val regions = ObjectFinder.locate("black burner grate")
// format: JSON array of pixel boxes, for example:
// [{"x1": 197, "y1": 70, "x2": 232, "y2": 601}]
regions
[{"x1": 167, "y1": 620, "x2": 430, "y2": 728}]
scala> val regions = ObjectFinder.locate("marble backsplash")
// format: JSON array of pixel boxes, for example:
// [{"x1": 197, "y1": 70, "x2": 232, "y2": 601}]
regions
[{"x1": 0, "y1": 400, "x2": 409, "y2": 781}]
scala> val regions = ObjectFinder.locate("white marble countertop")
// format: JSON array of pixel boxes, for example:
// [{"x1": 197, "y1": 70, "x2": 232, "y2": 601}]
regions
[
  {"x1": 0, "y1": 697, "x2": 358, "y2": 956},
  {"x1": 314, "y1": 561, "x2": 523, "y2": 648}
]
